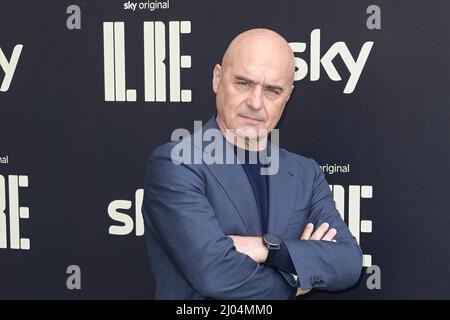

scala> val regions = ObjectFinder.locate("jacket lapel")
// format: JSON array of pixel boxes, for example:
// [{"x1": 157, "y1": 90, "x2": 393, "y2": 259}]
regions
[
  {"x1": 267, "y1": 147, "x2": 298, "y2": 236},
  {"x1": 198, "y1": 116, "x2": 262, "y2": 235},
  {"x1": 197, "y1": 116, "x2": 299, "y2": 237},
  {"x1": 207, "y1": 162, "x2": 263, "y2": 235}
]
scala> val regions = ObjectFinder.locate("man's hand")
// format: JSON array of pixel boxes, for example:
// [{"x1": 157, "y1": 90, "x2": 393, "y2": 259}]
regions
[
  {"x1": 301, "y1": 222, "x2": 337, "y2": 242},
  {"x1": 228, "y1": 222, "x2": 337, "y2": 297},
  {"x1": 296, "y1": 222, "x2": 337, "y2": 296},
  {"x1": 228, "y1": 235, "x2": 267, "y2": 263}
]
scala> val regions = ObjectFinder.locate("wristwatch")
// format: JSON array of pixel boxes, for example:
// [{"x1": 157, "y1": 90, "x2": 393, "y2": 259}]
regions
[{"x1": 262, "y1": 233, "x2": 281, "y2": 264}]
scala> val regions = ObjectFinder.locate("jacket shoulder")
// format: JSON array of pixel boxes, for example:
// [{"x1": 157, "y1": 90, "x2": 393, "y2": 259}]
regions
[
  {"x1": 279, "y1": 148, "x2": 323, "y2": 177},
  {"x1": 149, "y1": 141, "x2": 179, "y2": 160}
]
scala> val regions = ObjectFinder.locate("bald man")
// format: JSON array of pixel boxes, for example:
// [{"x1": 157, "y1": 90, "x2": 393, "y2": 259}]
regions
[{"x1": 143, "y1": 29, "x2": 363, "y2": 299}]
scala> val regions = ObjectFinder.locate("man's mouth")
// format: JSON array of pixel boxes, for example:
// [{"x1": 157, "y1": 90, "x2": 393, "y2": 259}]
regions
[{"x1": 238, "y1": 114, "x2": 264, "y2": 123}]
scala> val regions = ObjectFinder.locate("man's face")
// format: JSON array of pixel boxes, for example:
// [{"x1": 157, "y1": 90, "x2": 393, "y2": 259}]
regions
[{"x1": 213, "y1": 43, "x2": 294, "y2": 141}]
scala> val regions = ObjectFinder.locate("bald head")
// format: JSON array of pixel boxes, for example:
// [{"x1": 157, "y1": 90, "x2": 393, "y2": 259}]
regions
[
  {"x1": 221, "y1": 28, "x2": 295, "y2": 83},
  {"x1": 212, "y1": 28, "x2": 296, "y2": 150}
]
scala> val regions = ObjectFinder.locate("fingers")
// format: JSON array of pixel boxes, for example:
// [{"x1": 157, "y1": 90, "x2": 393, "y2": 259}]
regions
[
  {"x1": 301, "y1": 222, "x2": 337, "y2": 242},
  {"x1": 310, "y1": 222, "x2": 330, "y2": 240},
  {"x1": 301, "y1": 223, "x2": 314, "y2": 240},
  {"x1": 322, "y1": 227, "x2": 337, "y2": 241},
  {"x1": 296, "y1": 288, "x2": 312, "y2": 296}
]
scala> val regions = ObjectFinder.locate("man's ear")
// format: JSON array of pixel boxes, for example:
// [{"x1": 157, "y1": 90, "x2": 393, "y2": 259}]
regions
[{"x1": 212, "y1": 64, "x2": 222, "y2": 93}]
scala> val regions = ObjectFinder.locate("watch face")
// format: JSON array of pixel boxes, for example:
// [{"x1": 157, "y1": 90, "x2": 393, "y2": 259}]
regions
[{"x1": 264, "y1": 233, "x2": 281, "y2": 247}]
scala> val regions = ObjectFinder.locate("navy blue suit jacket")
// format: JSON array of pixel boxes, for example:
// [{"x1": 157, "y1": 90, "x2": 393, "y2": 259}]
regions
[{"x1": 143, "y1": 116, "x2": 362, "y2": 299}]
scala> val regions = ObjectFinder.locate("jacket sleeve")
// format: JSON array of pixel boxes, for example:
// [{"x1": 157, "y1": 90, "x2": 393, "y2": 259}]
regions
[
  {"x1": 283, "y1": 158, "x2": 363, "y2": 291},
  {"x1": 143, "y1": 145, "x2": 295, "y2": 299}
]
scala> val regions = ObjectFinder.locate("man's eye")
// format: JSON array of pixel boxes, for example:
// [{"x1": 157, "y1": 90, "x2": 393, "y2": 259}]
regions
[
  {"x1": 237, "y1": 81, "x2": 249, "y2": 87},
  {"x1": 266, "y1": 88, "x2": 281, "y2": 96}
]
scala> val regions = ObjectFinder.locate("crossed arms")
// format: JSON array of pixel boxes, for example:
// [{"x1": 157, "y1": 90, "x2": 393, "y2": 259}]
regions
[
  {"x1": 229, "y1": 221, "x2": 339, "y2": 296},
  {"x1": 144, "y1": 146, "x2": 362, "y2": 299}
]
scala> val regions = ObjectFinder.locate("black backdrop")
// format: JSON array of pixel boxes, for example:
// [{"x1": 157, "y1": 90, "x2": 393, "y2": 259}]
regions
[{"x1": 1, "y1": 0, "x2": 449, "y2": 299}]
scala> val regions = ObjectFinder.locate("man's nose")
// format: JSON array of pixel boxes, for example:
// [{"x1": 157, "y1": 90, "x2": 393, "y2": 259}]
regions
[{"x1": 246, "y1": 85, "x2": 264, "y2": 110}]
